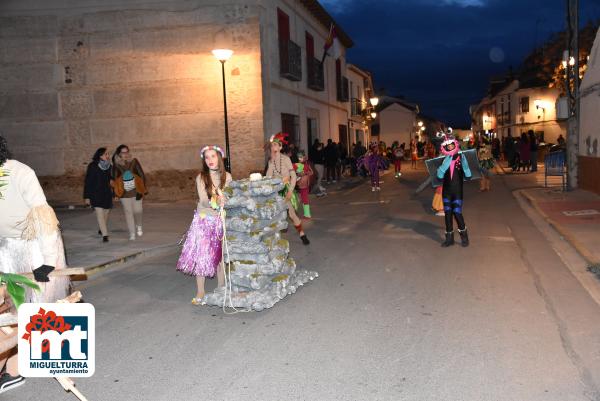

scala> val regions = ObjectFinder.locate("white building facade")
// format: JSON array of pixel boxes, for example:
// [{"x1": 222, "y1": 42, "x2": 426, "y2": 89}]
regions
[{"x1": 579, "y1": 26, "x2": 600, "y2": 194}]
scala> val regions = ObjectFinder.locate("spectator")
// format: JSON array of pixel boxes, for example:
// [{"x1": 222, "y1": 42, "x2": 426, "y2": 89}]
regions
[
  {"x1": 324, "y1": 139, "x2": 339, "y2": 184},
  {"x1": 528, "y1": 130, "x2": 538, "y2": 172},
  {"x1": 112, "y1": 144, "x2": 147, "y2": 240},
  {"x1": 312, "y1": 141, "x2": 326, "y2": 195},
  {"x1": 557, "y1": 134, "x2": 566, "y2": 146},
  {"x1": 518, "y1": 133, "x2": 531, "y2": 172},
  {"x1": 491, "y1": 135, "x2": 501, "y2": 160},
  {"x1": 84, "y1": 147, "x2": 113, "y2": 243},
  {"x1": 337, "y1": 142, "x2": 348, "y2": 180}
]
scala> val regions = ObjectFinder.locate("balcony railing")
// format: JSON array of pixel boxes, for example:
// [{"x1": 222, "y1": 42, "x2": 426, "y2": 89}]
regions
[
  {"x1": 307, "y1": 57, "x2": 324, "y2": 91},
  {"x1": 279, "y1": 39, "x2": 302, "y2": 82},
  {"x1": 337, "y1": 76, "x2": 349, "y2": 102},
  {"x1": 351, "y1": 98, "x2": 364, "y2": 116}
]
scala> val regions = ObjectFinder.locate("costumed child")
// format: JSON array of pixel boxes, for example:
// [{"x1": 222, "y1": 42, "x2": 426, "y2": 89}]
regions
[
  {"x1": 358, "y1": 146, "x2": 387, "y2": 191},
  {"x1": 432, "y1": 186, "x2": 444, "y2": 216},
  {"x1": 176, "y1": 145, "x2": 232, "y2": 305},
  {"x1": 266, "y1": 133, "x2": 310, "y2": 245},
  {"x1": 0, "y1": 135, "x2": 70, "y2": 394},
  {"x1": 294, "y1": 150, "x2": 313, "y2": 220},
  {"x1": 436, "y1": 128, "x2": 472, "y2": 247},
  {"x1": 392, "y1": 144, "x2": 405, "y2": 178}
]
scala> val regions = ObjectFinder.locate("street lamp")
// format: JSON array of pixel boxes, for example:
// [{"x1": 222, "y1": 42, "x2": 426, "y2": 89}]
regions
[
  {"x1": 369, "y1": 97, "x2": 379, "y2": 107},
  {"x1": 370, "y1": 111, "x2": 377, "y2": 119},
  {"x1": 417, "y1": 121, "x2": 423, "y2": 127},
  {"x1": 212, "y1": 48, "x2": 234, "y2": 172}
]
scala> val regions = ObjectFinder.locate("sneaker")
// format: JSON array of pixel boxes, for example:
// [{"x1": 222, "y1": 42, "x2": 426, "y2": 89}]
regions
[
  {"x1": 136, "y1": 226, "x2": 143, "y2": 237},
  {"x1": 372, "y1": 187, "x2": 376, "y2": 192},
  {"x1": 129, "y1": 234, "x2": 136, "y2": 241},
  {"x1": 0, "y1": 373, "x2": 26, "y2": 395},
  {"x1": 102, "y1": 236, "x2": 109, "y2": 243},
  {"x1": 376, "y1": 187, "x2": 381, "y2": 191},
  {"x1": 435, "y1": 211, "x2": 445, "y2": 216}
]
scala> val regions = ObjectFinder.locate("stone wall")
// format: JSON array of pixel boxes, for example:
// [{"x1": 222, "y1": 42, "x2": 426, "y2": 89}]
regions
[{"x1": 0, "y1": 1, "x2": 265, "y2": 202}]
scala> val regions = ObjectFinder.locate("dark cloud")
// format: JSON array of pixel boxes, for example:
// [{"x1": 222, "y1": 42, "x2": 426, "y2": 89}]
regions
[{"x1": 324, "y1": 0, "x2": 600, "y2": 126}]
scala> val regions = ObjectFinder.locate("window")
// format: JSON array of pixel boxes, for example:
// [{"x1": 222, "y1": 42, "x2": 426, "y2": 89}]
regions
[
  {"x1": 281, "y1": 113, "x2": 300, "y2": 146},
  {"x1": 306, "y1": 31, "x2": 323, "y2": 90},
  {"x1": 278, "y1": 9, "x2": 301, "y2": 81},
  {"x1": 520, "y1": 96, "x2": 530, "y2": 113}
]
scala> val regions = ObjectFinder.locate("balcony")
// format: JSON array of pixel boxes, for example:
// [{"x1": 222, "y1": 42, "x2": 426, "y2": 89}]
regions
[
  {"x1": 337, "y1": 76, "x2": 349, "y2": 102},
  {"x1": 351, "y1": 98, "x2": 364, "y2": 116},
  {"x1": 307, "y1": 57, "x2": 324, "y2": 91},
  {"x1": 279, "y1": 39, "x2": 302, "y2": 82}
]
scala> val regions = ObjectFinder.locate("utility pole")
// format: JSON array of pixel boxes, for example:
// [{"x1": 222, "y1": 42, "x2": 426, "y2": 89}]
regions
[{"x1": 566, "y1": 0, "x2": 580, "y2": 190}]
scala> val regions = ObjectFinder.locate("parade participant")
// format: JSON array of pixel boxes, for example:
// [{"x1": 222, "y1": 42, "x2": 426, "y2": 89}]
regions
[
  {"x1": 436, "y1": 129, "x2": 472, "y2": 247},
  {"x1": 410, "y1": 138, "x2": 418, "y2": 169},
  {"x1": 358, "y1": 146, "x2": 387, "y2": 191},
  {"x1": 266, "y1": 133, "x2": 310, "y2": 245},
  {"x1": 432, "y1": 186, "x2": 444, "y2": 216},
  {"x1": 393, "y1": 144, "x2": 405, "y2": 178},
  {"x1": 112, "y1": 144, "x2": 147, "y2": 241},
  {"x1": 84, "y1": 147, "x2": 113, "y2": 242},
  {"x1": 293, "y1": 151, "x2": 313, "y2": 220},
  {"x1": 0, "y1": 135, "x2": 69, "y2": 301},
  {"x1": 176, "y1": 145, "x2": 232, "y2": 304}
]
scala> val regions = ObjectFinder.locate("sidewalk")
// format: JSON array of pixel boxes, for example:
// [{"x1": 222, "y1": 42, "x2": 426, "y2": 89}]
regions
[
  {"x1": 497, "y1": 159, "x2": 600, "y2": 269},
  {"x1": 519, "y1": 187, "x2": 600, "y2": 266},
  {"x1": 56, "y1": 201, "x2": 196, "y2": 274}
]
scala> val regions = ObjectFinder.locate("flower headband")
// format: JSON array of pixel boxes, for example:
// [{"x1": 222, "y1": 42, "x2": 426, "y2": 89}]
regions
[
  {"x1": 269, "y1": 132, "x2": 289, "y2": 145},
  {"x1": 200, "y1": 145, "x2": 225, "y2": 159}
]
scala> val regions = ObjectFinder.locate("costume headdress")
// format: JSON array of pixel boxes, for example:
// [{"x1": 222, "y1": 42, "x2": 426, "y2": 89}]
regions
[
  {"x1": 269, "y1": 132, "x2": 289, "y2": 145},
  {"x1": 436, "y1": 127, "x2": 459, "y2": 156},
  {"x1": 200, "y1": 145, "x2": 225, "y2": 159}
]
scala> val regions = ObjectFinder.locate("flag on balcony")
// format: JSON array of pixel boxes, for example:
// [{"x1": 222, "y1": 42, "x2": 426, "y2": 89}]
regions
[{"x1": 321, "y1": 24, "x2": 341, "y2": 64}]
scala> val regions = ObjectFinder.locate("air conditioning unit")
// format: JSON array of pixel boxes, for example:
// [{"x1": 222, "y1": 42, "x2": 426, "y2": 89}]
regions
[{"x1": 556, "y1": 97, "x2": 569, "y2": 120}]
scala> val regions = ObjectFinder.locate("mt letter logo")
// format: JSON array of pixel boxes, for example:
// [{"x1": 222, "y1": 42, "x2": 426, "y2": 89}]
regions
[{"x1": 18, "y1": 303, "x2": 95, "y2": 377}]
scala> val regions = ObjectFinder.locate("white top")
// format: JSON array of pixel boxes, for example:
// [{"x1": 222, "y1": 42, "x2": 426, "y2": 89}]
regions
[
  {"x1": 195, "y1": 170, "x2": 232, "y2": 214},
  {"x1": 0, "y1": 160, "x2": 48, "y2": 238},
  {"x1": 266, "y1": 153, "x2": 297, "y2": 188}
]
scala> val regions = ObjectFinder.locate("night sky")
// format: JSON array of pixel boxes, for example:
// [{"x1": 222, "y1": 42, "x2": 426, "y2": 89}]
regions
[{"x1": 322, "y1": 0, "x2": 600, "y2": 127}]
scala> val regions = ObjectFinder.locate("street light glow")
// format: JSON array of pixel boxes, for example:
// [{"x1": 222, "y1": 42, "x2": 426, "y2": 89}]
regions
[
  {"x1": 369, "y1": 97, "x2": 379, "y2": 107},
  {"x1": 421, "y1": 126, "x2": 426, "y2": 131},
  {"x1": 417, "y1": 121, "x2": 423, "y2": 127},
  {"x1": 370, "y1": 112, "x2": 377, "y2": 119},
  {"x1": 212, "y1": 49, "x2": 234, "y2": 62}
]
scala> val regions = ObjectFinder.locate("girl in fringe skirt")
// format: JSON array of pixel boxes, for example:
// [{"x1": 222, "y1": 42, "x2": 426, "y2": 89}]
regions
[{"x1": 176, "y1": 146, "x2": 231, "y2": 305}]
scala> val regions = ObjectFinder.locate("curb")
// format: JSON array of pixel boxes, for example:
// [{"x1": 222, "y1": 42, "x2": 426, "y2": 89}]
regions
[
  {"x1": 81, "y1": 242, "x2": 179, "y2": 277},
  {"x1": 517, "y1": 189, "x2": 599, "y2": 266}
]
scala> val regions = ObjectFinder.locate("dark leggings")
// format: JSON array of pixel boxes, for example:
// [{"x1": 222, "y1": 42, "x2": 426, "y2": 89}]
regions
[{"x1": 443, "y1": 194, "x2": 466, "y2": 232}]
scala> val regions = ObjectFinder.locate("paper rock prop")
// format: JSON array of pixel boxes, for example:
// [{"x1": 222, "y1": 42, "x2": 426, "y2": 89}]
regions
[{"x1": 202, "y1": 177, "x2": 318, "y2": 311}]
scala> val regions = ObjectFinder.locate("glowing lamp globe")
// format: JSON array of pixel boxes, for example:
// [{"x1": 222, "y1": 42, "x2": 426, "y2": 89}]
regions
[{"x1": 212, "y1": 49, "x2": 233, "y2": 62}]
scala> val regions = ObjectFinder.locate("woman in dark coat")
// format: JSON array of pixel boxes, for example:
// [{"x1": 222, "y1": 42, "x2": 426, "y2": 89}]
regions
[
  {"x1": 518, "y1": 133, "x2": 531, "y2": 172},
  {"x1": 84, "y1": 147, "x2": 113, "y2": 242}
]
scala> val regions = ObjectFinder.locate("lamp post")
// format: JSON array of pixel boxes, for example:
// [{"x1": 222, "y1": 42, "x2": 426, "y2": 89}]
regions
[{"x1": 212, "y1": 48, "x2": 233, "y2": 172}]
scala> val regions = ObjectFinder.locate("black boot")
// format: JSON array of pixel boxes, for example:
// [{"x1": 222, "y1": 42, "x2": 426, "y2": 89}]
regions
[
  {"x1": 441, "y1": 231, "x2": 454, "y2": 247},
  {"x1": 458, "y1": 228, "x2": 469, "y2": 247},
  {"x1": 300, "y1": 235, "x2": 310, "y2": 245}
]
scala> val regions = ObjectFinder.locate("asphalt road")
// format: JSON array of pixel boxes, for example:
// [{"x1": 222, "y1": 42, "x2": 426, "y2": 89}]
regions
[{"x1": 11, "y1": 169, "x2": 600, "y2": 401}]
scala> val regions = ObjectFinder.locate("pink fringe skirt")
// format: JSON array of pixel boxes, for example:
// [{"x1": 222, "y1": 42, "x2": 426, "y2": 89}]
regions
[{"x1": 176, "y1": 211, "x2": 223, "y2": 277}]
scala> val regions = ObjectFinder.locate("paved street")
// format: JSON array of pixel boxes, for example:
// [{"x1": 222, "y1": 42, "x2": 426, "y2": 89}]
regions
[{"x1": 11, "y1": 168, "x2": 600, "y2": 401}]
